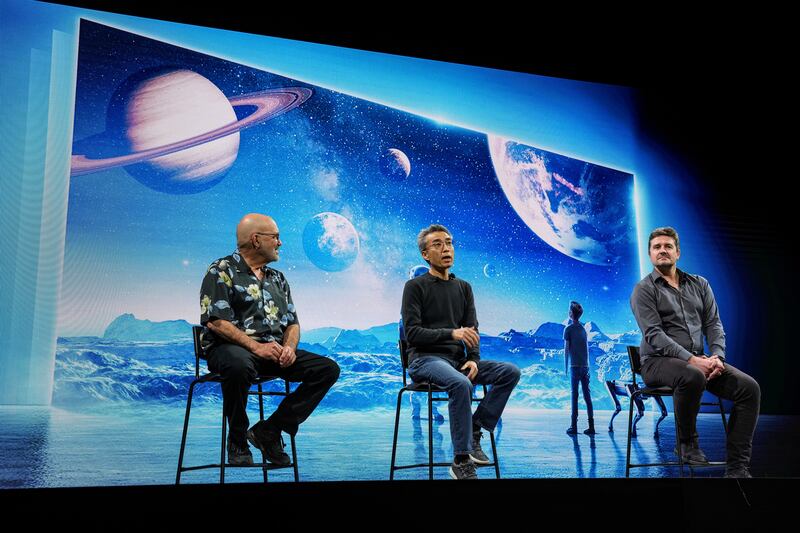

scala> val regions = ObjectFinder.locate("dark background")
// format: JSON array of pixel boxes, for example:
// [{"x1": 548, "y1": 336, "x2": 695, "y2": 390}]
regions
[{"x1": 44, "y1": 2, "x2": 793, "y2": 413}]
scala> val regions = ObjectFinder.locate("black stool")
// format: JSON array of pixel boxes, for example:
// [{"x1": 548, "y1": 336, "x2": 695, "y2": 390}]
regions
[
  {"x1": 625, "y1": 346, "x2": 728, "y2": 478},
  {"x1": 389, "y1": 339, "x2": 501, "y2": 480},
  {"x1": 176, "y1": 326, "x2": 299, "y2": 484}
]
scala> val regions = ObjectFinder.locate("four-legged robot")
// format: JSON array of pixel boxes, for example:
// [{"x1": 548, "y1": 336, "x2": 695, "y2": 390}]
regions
[{"x1": 605, "y1": 379, "x2": 669, "y2": 437}]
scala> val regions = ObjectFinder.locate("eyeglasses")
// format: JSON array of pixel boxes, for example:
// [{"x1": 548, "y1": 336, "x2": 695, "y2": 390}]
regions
[
  {"x1": 254, "y1": 232, "x2": 280, "y2": 241},
  {"x1": 427, "y1": 239, "x2": 454, "y2": 251}
]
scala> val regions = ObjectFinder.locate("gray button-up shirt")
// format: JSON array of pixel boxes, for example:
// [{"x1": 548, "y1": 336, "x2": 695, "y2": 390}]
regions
[{"x1": 630, "y1": 268, "x2": 726, "y2": 366}]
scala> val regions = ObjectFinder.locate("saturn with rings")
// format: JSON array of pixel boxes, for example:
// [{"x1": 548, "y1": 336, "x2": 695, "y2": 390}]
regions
[{"x1": 70, "y1": 68, "x2": 313, "y2": 194}]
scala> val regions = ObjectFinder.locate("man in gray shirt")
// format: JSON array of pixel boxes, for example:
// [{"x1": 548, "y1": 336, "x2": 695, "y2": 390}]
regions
[{"x1": 630, "y1": 227, "x2": 760, "y2": 478}]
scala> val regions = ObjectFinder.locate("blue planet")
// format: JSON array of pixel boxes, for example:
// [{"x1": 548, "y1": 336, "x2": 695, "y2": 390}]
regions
[{"x1": 302, "y1": 212, "x2": 360, "y2": 272}]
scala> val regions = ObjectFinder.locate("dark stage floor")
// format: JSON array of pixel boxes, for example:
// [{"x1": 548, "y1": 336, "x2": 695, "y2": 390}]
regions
[{"x1": 3, "y1": 477, "x2": 796, "y2": 531}]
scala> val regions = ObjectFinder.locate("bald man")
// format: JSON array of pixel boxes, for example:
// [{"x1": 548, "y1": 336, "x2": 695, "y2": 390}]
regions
[{"x1": 200, "y1": 214, "x2": 340, "y2": 467}]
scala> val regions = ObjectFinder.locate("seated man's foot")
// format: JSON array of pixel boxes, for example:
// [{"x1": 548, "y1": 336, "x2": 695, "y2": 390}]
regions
[
  {"x1": 674, "y1": 441, "x2": 710, "y2": 465},
  {"x1": 724, "y1": 465, "x2": 753, "y2": 478},
  {"x1": 449, "y1": 458, "x2": 478, "y2": 480},
  {"x1": 583, "y1": 427, "x2": 597, "y2": 435},
  {"x1": 227, "y1": 436, "x2": 254, "y2": 466},
  {"x1": 469, "y1": 429, "x2": 491, "y2": 465},
  {"x1": 566, "y1": 426, "x2": 578, "y2": 435},
  {"x1": 247, "y1": 423, "x2": 291, "y2": 466}
]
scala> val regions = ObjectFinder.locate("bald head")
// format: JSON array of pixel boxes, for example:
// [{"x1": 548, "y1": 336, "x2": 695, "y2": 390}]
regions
[{"x1": 236, "y1": 213, "x2": 276, "y2": 249}]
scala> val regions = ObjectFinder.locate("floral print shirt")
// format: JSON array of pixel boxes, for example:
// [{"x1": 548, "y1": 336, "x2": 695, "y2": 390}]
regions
[{"x1": 200, "y1": 250, "x2": 298, "y2": 352}]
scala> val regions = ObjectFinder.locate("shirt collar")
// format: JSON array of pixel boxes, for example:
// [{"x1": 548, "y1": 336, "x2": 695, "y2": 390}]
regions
[
  {"x1": 649, "y1": 267, "x2": 696, "y2": 285},
  {"x1": 230, "y1": 250, "x2": 268, "y2": 276}
]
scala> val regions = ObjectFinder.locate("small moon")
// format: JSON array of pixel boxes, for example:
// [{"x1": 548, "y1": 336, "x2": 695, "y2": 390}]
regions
[{"x1": 380, "y1": 148, "x2": 411, "y2": 180}]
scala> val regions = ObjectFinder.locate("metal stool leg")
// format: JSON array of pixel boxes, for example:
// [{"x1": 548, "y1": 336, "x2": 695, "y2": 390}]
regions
[
  {"x1": 625, "y1": 391, "x2": 636, "y2": 478},
  {"x1": 220, "y1": 408, "x2": 227, "y2": 484},
  {"x1": 672, "y1": 405, "x2": 685, "y2": 478},
  {"x1": 257, "y1": 382, "x2": 269, "y2": 483},
  {"x1": 285, "y1": 379, "x2": 299, "y2": 482},
  {"x1": 389, "y1": 389, "x2": 404, "y2": 480},
  {"x1": 176, "y1": 380, "x2": 198, "y2": 485},
  {"x1": 488, "y1": 429, "x2": 500, "y2": 479},
  {"x1": 481, "y1": 384, "x2": 501, "y2": 479},
  {"x1": 289, "y1": 433, "x2": 299, "y2": 482},
  {"x1": 718, "y1": 397, "x2": 728, "y2": 433},
  {"x1": 428, "y1": 388, "x2": 434, "y2": 480}
]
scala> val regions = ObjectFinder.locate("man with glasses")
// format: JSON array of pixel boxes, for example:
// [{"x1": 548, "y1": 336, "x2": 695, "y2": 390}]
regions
[
  {"x1": 200, "y1": 213, "x2": 340, "y2": 466},
  {"x1": 401, "y1": 224, "x2": 521, "y2": 479}
]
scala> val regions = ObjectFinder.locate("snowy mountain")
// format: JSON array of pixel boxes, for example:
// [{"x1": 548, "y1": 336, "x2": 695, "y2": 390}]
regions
[
  {"x1": 103, "y1": 313, "x2": 193, "y2": 342},
  {"x1": 584, "y1": 321, "x2": 611, "y2": 343}
]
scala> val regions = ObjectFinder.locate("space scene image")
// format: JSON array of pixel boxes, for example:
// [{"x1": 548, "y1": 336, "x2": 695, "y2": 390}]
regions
[{"x1": 29, "y1": 20, "x2": 649, "y2": 485}]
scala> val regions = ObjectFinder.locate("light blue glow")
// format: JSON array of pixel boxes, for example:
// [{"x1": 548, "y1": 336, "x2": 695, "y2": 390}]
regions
[{"x1": 0, "y1": 0, "x2": 79, "y2": 404}]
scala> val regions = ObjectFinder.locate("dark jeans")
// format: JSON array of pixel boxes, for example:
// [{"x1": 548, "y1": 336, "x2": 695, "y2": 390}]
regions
[
  {"x1": 641, "y1": 356, "x2": 760, "y2": 468},
  {"x1": 206, "y1": 343, "x2": 340, "y2": 446},
  {"x1": 570, "y1": 366, "x2": 594, "y2": 428}
]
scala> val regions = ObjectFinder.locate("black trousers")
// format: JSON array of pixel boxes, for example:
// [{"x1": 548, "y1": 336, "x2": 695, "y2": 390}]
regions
[
  {"x1": 206, "y1": 343, "x2": 340, "y2": 446},
  {"x1": 641, "y1": 356, "x2": 760, "y2": 468}
]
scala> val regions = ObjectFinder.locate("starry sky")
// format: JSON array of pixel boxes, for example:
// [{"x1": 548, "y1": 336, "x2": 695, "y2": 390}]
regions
[{"x1": 59, "y1": 20, "x2": 639, "y2": 337}]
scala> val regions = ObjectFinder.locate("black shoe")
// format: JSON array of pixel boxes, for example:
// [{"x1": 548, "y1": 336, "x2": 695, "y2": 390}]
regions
[
  {"x1": 449, "y1": 458, "x2": 478, "y2": 480},
  {"x1": 674, "y1": 441, "x2": 710, "y2": 465},
  {"x1": 566, "y1": 426, "x2": 578, "y2": 435},
  {"x1": 247, "y1": 424, "x2": 291, "y2": 466},
  {"x1": 724, "y1": 465, "x2": 753, "y2": 478},
  {"x1": 469, "y1": 430, "x2": 491, "y2": 465},
  {"x1": 226, "y1": 437, "x2": 254, "y2": 466}
]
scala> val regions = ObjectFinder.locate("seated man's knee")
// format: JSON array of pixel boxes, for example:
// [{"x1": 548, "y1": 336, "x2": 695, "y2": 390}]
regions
[
  {"x1": 323, "y1": 358, "x2": 341, "y2": 383},
  {"x1": 681, "y1": 365, "x2": 707, "y2": 391},
  {"x1": 448, "y1": 374, "x2": 473, "y2": 397},
  {"x1": 223, "y1": 353, "x2": 257, "y2": 383},
  {"x1": 506, "y1": 363, "x2": 522, "y2": 385},
  {"x1": 740, "y1": 373, "x2": 761, "y2": 402}
]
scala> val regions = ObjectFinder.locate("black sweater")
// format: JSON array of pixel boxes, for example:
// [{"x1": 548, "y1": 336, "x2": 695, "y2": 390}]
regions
[{"x1": 401, "y1": 272, "x2": 479, "y2": 365}]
